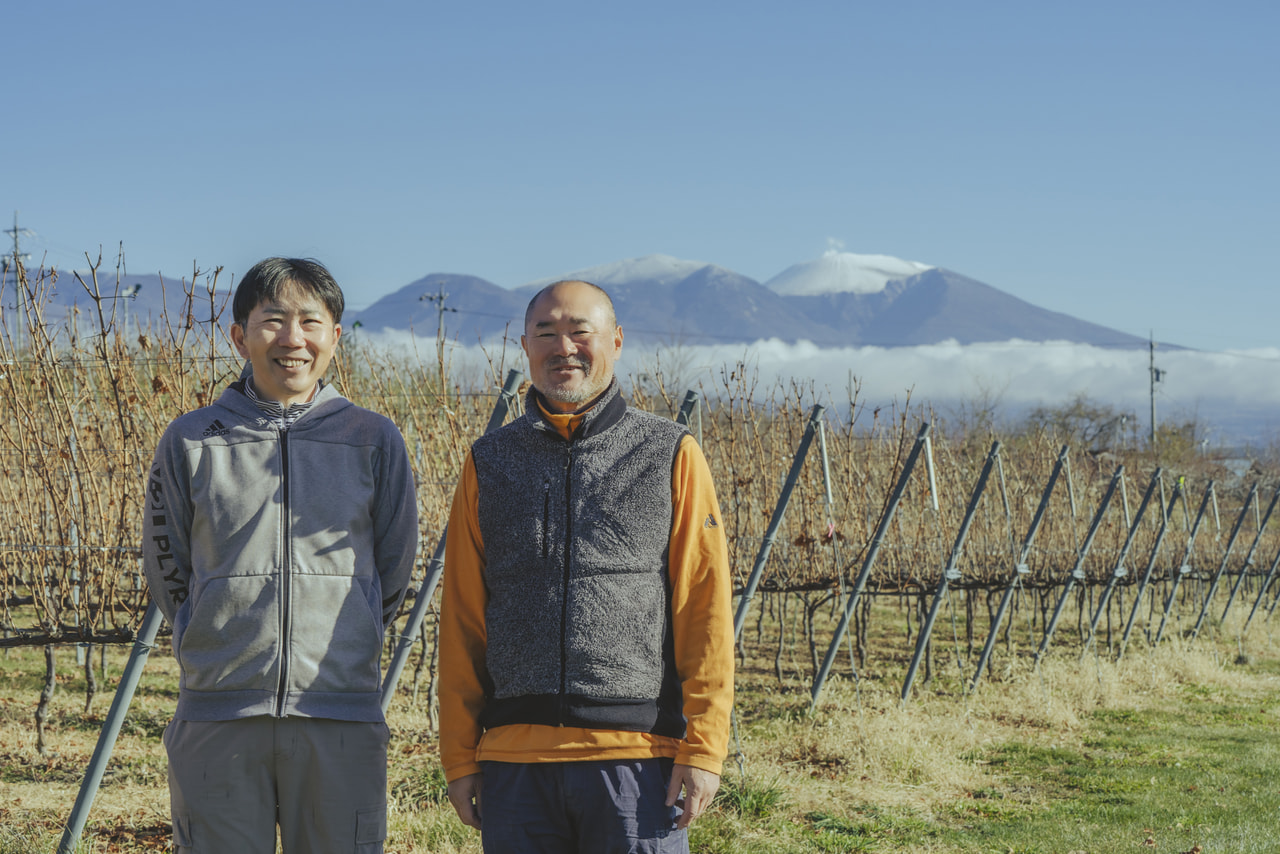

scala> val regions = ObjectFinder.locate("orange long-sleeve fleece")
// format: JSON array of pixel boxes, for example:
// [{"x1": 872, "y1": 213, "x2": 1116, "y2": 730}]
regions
[{"x1": 438, "y1": 409, "x2": 734, "y2": 783}]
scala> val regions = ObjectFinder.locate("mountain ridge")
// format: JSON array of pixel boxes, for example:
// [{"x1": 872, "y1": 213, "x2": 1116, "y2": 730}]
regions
[
  {"x1": 3, "y1": 253, "x2": 1153, "y2": 349},
  {"x1": 351, "y1": 254, "x2": 1150, "y2": 349}
]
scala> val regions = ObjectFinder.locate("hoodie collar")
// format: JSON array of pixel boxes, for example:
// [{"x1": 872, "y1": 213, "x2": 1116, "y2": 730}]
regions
[{"x1": 222, "y1": 372, "x2": 348, "y2": 430}]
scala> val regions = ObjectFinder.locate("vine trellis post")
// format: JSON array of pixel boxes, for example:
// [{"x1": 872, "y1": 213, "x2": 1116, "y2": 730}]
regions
[
  {"x1": 675, "y1": 389, "x2": 701, "y2": 439},
  {"x1": 810, "y1": 422, "x2": 931, "y2": 713},
  {"x1": 732, "y1": 404, "x2": 825, "y2": 641},
  {"x1": 1190, "y1": 482, "x2": 1258, "y2": 640},
  {"x1": 1118, "y1": 479, "x2": 1183, "y2": 660},
  {"x1": 1080, "y1": 467, "x2": 1162, "y2": 661},
  {"x1": 813, "y1": 403, "x2": 859, "y2": 685},
  {"x1": 1219, "y1": 483, "x2": 1280, "y2": 626},
  {"x1": 901, "y1": 440, "x2": 1000, "y2": 705},
  {"x1": 970, "y1": 444, "x2": 1068, "y2": 692},
  {"x1": 1243, "y1": 518, "x2": 1280, "y2": 635},
  {"x1": 1154, "y1": 481, "x2": 1215, "y2": 644},
  {"x1": 58, "y1": 604, "x2": 164, "y2": 854},
  {"x1": 1035, "y1": 465, "x2": 1123, "y2": 667}
]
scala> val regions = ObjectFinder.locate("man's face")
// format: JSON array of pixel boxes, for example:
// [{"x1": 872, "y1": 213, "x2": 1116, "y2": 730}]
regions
[
  {"x1": 521, "y1": 282, "x2": 623, "y2": 412},
  {"x1": 230, "y1": 284, "x2": 341, "y2": 406}
]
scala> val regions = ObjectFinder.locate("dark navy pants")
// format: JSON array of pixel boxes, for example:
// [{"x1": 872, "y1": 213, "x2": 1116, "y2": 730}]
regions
[{"x1": 480, "y1": 758, "x2": 689, "y2": 854}]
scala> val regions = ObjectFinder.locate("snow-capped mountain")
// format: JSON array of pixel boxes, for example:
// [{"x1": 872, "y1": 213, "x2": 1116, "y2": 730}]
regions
[
  {"x1": 780, "y1": 265, "x2": 1148, "y2": 347},
  {"x1": 374, "y1": 251, "x2": 1141, "y2": 349},
  {"x1": 7, "y1": 251, "x2": 1151, "y2": 351},
  {"x1": 342, "y1": 252, "x2": 1149, "y2": 348},
  {"x1": 522, "y1": 255, "x2": 715, "y2": 290},
  {"x1": 765, "y1": 250, "x2": 933, "y2": 296},
  {"x1": 514, "y1": 256, "x2": 817, "y2": 344}
]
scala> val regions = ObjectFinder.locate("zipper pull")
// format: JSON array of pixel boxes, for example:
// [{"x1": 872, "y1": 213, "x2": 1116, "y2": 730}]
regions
[{"x1": 541, "y1": 478, "x2": 551, "y2": 559}]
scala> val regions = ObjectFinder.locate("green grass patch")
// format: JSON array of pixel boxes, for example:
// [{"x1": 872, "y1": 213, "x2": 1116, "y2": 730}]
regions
[
  {"x1": 716, "y1": 774, "x2": 789, "y2": 819},
  {"x1": 953, "y1": 688, "x2": 1280, "y2": 852}
]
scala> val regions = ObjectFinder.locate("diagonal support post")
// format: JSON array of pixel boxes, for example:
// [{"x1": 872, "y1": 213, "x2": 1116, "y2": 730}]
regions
[
  {"x1": 59, "y1": 603, "x2": 164, "y2": 854},
  {"x1": 1034, "y1": 465, "x2": 1124, "y2": 667},
  {"x1": 1220, "y1": 483, "x2": 1280, "y2": 625},
  {"x1": 1154, "y1": 481, "x2": 1215, "y2": 644},
  {"x1": 675, "y1": 389, "x2": 699, "y2": 427},
  {"x1": 1189, "y1": 482, "x2": 1257, "y2": 640},
  {"x1": 810, "y1": 422, "x2": 931, "y2": 713},
  {"x1": 1118, "y1": 481, "x2": 1182, "y2": 660},
  {"x1": 901, "y1": 441, "x2": 1000, "y2": 704},
  {"x1": 1243, "y1": 537, "x2": 1280, "y2": 635},
  {"x1": 1080, "y1": 468, "x2": 1162, "y2": 661},
  {"x1": 970, "y1": 445, "x2": 1068, "y2": 692},
  {"x1": 732, "y1": 404, "x2": 826, "y2": 641}
]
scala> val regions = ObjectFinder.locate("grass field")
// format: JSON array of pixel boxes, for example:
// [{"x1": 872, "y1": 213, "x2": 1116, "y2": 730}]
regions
[{"x1": 3, "y1": 603, "x2": 1279, "y2": 853}]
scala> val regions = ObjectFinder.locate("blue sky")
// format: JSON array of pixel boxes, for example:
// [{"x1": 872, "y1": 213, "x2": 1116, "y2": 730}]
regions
[{"x1": 5, "y1": 0, "x2": 1276, "y2": 352}]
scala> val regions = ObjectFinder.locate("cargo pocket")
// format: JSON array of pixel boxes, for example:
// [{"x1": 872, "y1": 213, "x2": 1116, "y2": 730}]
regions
[
  {"x1": 356, "y1": 806, "x2": 387, "y2": 853},
  {"x1": 171, "y1": 813, "x2": 193, "y2": 852}
]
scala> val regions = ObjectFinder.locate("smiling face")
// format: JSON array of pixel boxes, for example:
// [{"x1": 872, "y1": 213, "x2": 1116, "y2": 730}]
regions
[
  {"x1": 230, "y1": 283, "x2": 342, "y2": 406},
  {"x1": 521, "y1": 281, "x2": 623, "y2": 412}
]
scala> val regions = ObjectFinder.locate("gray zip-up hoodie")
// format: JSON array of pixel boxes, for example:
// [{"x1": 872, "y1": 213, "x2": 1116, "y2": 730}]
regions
[{"x1": 142, "y1": 380, "x2": 419, "y2": 723}]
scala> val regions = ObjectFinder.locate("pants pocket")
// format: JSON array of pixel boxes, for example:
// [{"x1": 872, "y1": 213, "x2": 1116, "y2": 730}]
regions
[
  {"x1": 171, "y1": 813, "x2": 193, "y2": 851},
  {"x1": 356, "y1": 806, "x2": 387, "y2": 853}
]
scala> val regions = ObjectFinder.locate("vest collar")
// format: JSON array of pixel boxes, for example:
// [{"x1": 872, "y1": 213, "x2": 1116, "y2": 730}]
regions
[{"x1": 527, "y1": 378, "x2": 627, "y2": 440}]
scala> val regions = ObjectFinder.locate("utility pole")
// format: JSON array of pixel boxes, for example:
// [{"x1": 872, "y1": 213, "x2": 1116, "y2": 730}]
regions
[
  {"x1": 1149, "y1": 331, "x2": 1165, "y2": 449},
  {"x1": 420, "y1": 284, "x2": 458, "y2": 392},
  {"x1": 3, "y1": 211, "x2": 34, "y2": 353},
  {"x1": 118, "y1": 283, "x2": 142, "y2": 342}
]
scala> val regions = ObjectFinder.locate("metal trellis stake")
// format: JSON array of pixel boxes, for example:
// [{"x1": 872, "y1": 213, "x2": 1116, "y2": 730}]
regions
[
  {"x1": 901, "y1": 441, "x2": 1000, "y2": 705},
  {"x1": 59, "y1": 602, "x2": 164, "y2": 854},
  {"x1": 675, "y1": 389, "x2": 699, "y2": 427},
  {"x1": 1220, "y1": 483, "x2": 1280, "y2": 625},
  {"x1": 1189, "y1": 482, "x2": 1257, "y2": 641},
  {"x1": 1034, "y1": 465, "x2": 1123, "y2": 667},
  {"x1": 1080, "y1": 468, "x2": 1162, "y2": 661},
  {"x1": 732, "y1": 404, "x2": 825, "y2": 641},
  {"x1": 816, "y1": 407, "x2": 858, "y2": 678},
  {"x1": 1118, "y1": 480, "x2": 1182, "y2": 660},
  {"x1": 1265, "y1": 563, "x2": 1280, "y2": 622},
  {"x1": 970, "y1": 444, "x2": 1067, "y2": 692},
  {"x1": 1243, "y1": 539, "x2": 1280, "y2": 635},
  {"x1": 380, "y1": 368, "x2": 522, "y2": 712},
  {"x1": 810, "y1": 422, "x2": 931, "y2": 713},
  {"x1": 1154, "y1": 481, "x2": 1215, "y2": 644}
]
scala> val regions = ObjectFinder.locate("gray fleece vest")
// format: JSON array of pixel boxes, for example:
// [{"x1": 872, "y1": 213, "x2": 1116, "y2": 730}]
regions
[{"x1": 471, "y1": 385, "x2": 688, "y2": 737}]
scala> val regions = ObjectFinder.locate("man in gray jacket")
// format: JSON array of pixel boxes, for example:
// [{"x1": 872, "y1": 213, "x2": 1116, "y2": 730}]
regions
[{"x1": 143, "y1": 257, "x2": 418, "y2": 854}]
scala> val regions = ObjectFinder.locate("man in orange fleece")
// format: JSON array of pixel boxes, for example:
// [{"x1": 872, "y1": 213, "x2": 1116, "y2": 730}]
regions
[{"x1": 439, "y1": 280, "x2": 734, "y2": 853}]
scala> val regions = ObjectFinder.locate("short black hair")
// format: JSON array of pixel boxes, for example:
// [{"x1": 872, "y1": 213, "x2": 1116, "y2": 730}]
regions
[
  {"x1": 524, "y1": 280, "x2": 617, "y2": 331},
  {"x1": 233, "y1": 257, "x2": 345, "y2": 326}
]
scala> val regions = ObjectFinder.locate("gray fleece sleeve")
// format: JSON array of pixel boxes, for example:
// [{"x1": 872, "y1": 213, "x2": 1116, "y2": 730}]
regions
[
  {"x1": 374, "y1": 422, "x2": 419, "y2": 625},
  {"x1": 141, "y1": 424, "x2": 192, "y2": 627}
]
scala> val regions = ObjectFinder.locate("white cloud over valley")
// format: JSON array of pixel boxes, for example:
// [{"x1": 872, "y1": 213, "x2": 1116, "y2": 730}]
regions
[{"x1": 356, "y1": 330, "x2": 1280, "y2": 442}]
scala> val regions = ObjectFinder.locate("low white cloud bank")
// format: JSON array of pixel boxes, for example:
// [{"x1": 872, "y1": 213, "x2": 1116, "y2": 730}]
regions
[
  {"x1": 652, "y1": 339, "x2": 1280, "y2": 405},
  {"x1": 354, "y1": 329, "x2": 1280, "y2": 439}
]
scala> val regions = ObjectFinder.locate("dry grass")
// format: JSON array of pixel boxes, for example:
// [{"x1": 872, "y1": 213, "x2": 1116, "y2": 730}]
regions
[{"x1": 3, "y1": 599, "x2": 1279, "y2": 852}]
